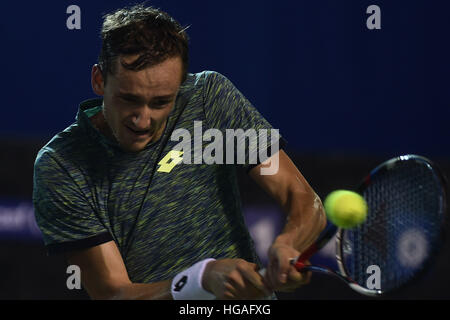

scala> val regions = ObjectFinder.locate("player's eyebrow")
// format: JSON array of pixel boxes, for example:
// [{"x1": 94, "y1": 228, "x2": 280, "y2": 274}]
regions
[
  {"x1": 117, "y1": 92, "x2": 176, "y2": 102},
  {"x1": 151, "y1": 94, "x2": 177, "y2": 101},
  {"x1": 116, "y1": 92, "x2": 144, "y2": 102}
]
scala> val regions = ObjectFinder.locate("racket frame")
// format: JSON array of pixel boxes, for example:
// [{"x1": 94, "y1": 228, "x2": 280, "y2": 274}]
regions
[{"x1": 334, "y1": 154, "x2": 448, "y2": 296}]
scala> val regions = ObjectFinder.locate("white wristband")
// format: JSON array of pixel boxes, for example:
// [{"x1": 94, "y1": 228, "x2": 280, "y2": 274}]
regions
[{"x1": 171, "y1": 258, "x2": 216, "y2": 300}]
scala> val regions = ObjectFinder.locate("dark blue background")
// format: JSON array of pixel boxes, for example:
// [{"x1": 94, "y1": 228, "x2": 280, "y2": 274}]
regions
[
  {"x1": 1, "y1": 0, "x2": 448, "y2": 156},
  {"x1": 0, "y1": 1, "x2": 449, "y2": 300}
]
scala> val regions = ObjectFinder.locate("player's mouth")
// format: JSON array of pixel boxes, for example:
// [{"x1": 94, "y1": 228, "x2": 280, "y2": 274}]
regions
[{"x1": 125, "y1": 125, "x2": 152, "y2": 139}]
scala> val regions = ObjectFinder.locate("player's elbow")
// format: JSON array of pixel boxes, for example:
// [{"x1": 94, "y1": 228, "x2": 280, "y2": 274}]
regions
[{"x1": 315, "y1": 193, "x2": 328, "y2": 233}]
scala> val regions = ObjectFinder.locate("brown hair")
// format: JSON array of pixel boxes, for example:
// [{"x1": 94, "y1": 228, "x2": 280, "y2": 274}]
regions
[{"x1": 98, "y1": 4, "x2": 189, "y2": 83}]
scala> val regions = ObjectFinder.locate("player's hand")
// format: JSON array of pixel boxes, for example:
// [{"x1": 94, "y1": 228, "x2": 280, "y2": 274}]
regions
[
  {"x1": 265, "y1": 243, "x2": 311, "y2": 292},
  {"x1": 202, "y1": 259, "x2": 272, "y2": 299}
]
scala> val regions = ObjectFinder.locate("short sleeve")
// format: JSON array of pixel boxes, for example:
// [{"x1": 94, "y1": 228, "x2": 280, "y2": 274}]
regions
[
  {"x1": 202, "y1": 71, "x2": 286, "y2": 171},
  {"x1": 32, "y1": 150, "x2": 112, "y2": 255}
]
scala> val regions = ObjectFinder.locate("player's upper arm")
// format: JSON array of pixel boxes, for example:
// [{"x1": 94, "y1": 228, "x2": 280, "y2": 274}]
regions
[
  {"x1": 66, "y1": 240, "x2": 132, "y2": 300},
  {"x1": 33, "y1": 150, "x2": 113, "y2": 254}
]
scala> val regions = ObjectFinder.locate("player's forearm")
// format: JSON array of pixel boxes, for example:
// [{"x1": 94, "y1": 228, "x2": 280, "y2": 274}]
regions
[
  {"x1": 249, "y1": 150, "x2": 327, "y2": 252},
  {"x1": 275, "y1": 188, "x2": 327, "y2": 253},
  {"x1": 92, "y1": 280, "x2": 173, "y2": 300}
]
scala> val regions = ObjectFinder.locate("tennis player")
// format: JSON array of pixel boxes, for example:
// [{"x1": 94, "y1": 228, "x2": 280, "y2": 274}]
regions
[{"x1": 33, "y1": 5, "x2": 326, "y2": 300}]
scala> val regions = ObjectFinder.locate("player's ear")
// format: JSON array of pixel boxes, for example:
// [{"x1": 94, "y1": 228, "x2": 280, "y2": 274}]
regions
[{"x1": 91, "y1": 64, "x2": 105, "y2": 96}]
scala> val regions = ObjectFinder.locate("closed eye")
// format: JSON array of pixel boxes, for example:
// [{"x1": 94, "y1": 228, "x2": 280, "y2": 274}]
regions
[
  {"x1": 151, "y1": 100, "x2": 173, "y2": 109},
  {"x1": 117, "y1": 95, "x2": 142, "y2": 105},
  {"x1": 116, "y1": 92, "x2": 175, "y2": 109}
]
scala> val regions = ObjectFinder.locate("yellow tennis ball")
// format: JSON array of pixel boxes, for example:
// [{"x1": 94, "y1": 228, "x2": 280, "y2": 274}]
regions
[{"x1": 324, "y1": 190, "x2": 368, "y2": 229}]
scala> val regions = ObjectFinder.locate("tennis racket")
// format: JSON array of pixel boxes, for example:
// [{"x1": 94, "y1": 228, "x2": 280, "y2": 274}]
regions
[{"x1": 263, "y1": 154, "x2": 448, "y2": 296}]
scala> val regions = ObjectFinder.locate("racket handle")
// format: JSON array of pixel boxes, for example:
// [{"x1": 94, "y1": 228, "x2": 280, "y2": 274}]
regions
[
  {"x1": 258, "y1": 258, "x2": 300, "y2": 278},
  {"x1": 259, "y1": 258, "x2": 295, "y2": 276},
  {"x1": 258, "y1": 222, "x2": 337, "y2": 275},
  {"x1": 293, "y1": 222, "x2": 337, "y2": 270}
]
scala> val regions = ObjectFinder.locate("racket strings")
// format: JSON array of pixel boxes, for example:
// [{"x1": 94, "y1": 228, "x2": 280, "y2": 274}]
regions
[{"x1": 342, "y1": 159, "x2": 445, "y2": 292}]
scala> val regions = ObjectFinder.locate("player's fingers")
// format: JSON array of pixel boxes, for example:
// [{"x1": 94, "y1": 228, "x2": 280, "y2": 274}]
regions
[
  {"x1": 243, "y1": 278, "x2": 270, "y2": 299},
  {"x1": 266, "y1": 258, "x2": 278, "y2": 289},
  {"x1": 300, "y1": 260, "x2": 313, "y2": 284},
  {"x1": 266, "y1": 264, "x2": 281, "y2": 290},
  {"x1": 288, "y1": 265, "x2": 310, "y2": 285},
  {"x1": 220, "y1": 282, "x2": 236, "y2": 300},
  {"x1": 226, "y1": 269, "x2": 247, "y2": 293},
  {"x1": 221, "y1": 273, "x2": 252, "y2": 300},
  {"x1": 287, "y1": 265, "x2": 303, "y2": 282},
  {"x1": 302, "y1": 270, "x2": 312, "y2": 284},
  {"x1": 237, "y1": 262, "x2": 272, "y2": 297},
  {"x1": 271, "y1": 265, "x2": 311, "y2": 293},
  {"x1": 273, "y1": 255, "x2": 290, "y2": 286}
]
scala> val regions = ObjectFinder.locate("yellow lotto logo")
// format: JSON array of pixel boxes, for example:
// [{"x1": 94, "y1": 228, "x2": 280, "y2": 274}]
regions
[{"x1": 157, "y1": 150, "x2": 184, "y2": 173}]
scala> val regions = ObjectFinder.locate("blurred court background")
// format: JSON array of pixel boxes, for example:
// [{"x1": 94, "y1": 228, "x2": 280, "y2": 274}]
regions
[{"x1": 0, "y1": 0, "x2": 449, "y2": 299}]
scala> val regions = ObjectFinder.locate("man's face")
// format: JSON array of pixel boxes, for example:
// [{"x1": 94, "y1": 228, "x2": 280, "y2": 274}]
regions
[{"x1": 101, "y1": 56, "x2": 183, "y2": 152}]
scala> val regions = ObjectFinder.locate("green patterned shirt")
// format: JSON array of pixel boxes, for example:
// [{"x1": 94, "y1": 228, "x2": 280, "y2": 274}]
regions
[{"x1": 33, "y1": 71, "x2": 282, "y2": 283}]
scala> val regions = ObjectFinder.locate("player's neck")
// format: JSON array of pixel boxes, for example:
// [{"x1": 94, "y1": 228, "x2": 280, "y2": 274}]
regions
[{"x1": 89, "y1": 110, "x2": 116, "y2": 142}]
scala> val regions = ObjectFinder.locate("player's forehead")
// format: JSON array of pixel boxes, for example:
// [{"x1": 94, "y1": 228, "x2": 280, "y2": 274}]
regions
[{"x1": 110, "y1": 55, "x2": 182, "y2": 98}]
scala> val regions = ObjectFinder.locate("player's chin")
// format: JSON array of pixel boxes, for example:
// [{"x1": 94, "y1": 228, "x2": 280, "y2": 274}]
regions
[
  {"x1": 125, "y1": 144, "x2": 146, "y2": 153},
  {"x1": 119, "y1": 137, "x2": 151, "y2": 153},
  {"x1": 118, "y1": 131, "x2": 153, "y2": 152}
]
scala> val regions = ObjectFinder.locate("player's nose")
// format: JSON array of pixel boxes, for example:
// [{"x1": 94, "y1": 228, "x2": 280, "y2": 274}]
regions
[{"x1": 131, "y1": 108, "x2": 151, "y2": 130}]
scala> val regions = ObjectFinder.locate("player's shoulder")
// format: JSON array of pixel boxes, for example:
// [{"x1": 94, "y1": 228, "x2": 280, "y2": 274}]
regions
[
  {"x1": 181, "y1": 71, "x2": 231, "y2": 92},
  {"x1": 34, "y1": 122, "x2": 87, "y2": 169}
]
